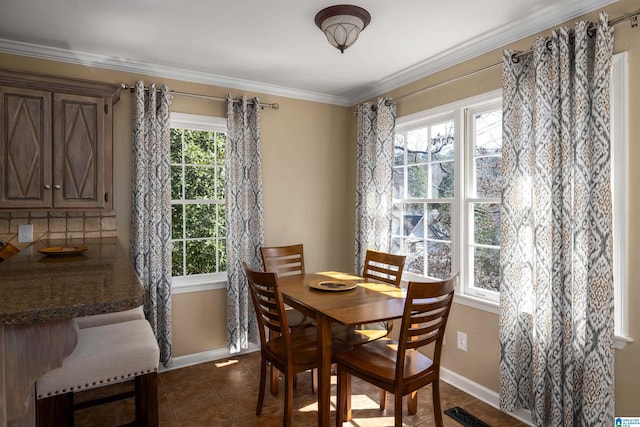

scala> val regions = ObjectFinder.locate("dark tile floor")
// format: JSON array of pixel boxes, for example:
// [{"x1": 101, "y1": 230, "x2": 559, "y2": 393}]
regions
[{"x1": 75, "y1": 351, "x2": 527, "y2": 426}]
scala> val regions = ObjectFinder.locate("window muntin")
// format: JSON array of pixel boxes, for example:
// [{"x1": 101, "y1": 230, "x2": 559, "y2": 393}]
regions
[{"x1": 170, "y1": 114, "x2": 227, "y2": 279}]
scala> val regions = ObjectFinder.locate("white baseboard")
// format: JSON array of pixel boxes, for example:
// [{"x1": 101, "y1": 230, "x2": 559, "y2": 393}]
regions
[
  {"x1": 161, "y1": 344, "x2": 260, "y2": 372},
  {"x1": 164, "y1": 347, "x2": 533, "y2": 426},
  {"x1": 440, "y1": 367, "x2": 533, "y2": 426}
]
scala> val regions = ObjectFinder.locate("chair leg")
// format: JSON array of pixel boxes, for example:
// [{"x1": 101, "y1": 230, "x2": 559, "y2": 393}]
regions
[
  {"x1": 335, "y1": 368, "x2": 346, "y2": 427},
  {"x1": 135, "y1": 372, "x2": 158, "y2": 427},
  {"x1": 407, "y1": 390, "x2": 418, "y2": 415},
  {"x1": 270, "y1": 363, "x2": 279, "y2": 395},
  {"x1": 344, "y1": 373, "x2": 352, "y2": 421},
  {"x1": 37, "y1": 393, "x2": 73, "y2": 427},
  {"x1": 432, "y1": 380, "x2": 443, "y2": 427},
  {"x1": 379, "y1": 390, "x2": 387, "y2": 411},
  {"x1": 283, "y1": 368, "x2": 294, "y2": 427},
  {"x1": 394, "y1": 390, "x2": 403, "y2": 427},
  {"x1": 312, "y1": 368, "x2": 318, "y2": 394},
  {"x1": 257, "y1": 358, "x2": 267, "y2": 415}
]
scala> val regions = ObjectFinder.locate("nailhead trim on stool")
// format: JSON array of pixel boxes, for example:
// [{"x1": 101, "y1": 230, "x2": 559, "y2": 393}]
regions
[{"x1": 36, "y1": 319, "x2": 160, "y2": 426}]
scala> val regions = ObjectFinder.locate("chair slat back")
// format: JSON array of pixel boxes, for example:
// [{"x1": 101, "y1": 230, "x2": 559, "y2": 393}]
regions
[
  {"x1": 397, "y1": 275, "x2": 457, "y2": 375},
  {"x1": 362, "y1": 250, "x2": 406, "y2": 288},
  {"x1": 243, "y1": 262, "x2": 292, "y2": 352},
  {"x1": 261, "y1": 244, "x2": 305, "y2": 277}
]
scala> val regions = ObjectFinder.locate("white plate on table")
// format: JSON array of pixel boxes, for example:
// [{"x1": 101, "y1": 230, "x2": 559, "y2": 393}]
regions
[{"x1": 309, "y1": 279, "x2": 357, "y2": 292}]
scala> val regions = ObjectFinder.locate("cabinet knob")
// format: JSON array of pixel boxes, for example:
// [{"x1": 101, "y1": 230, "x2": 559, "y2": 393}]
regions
[
  {"x1": 54, "y1": 185, "x2": 61, "y2": 190},
  {"x1": 44, "y1": 185, "x2": 51, "y2": 190}
]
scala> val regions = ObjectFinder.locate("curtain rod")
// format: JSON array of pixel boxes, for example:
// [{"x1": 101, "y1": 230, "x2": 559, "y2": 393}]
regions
[
  {"x1": 119, "y1": 83, "x2": 279, "y2": 110},
  {"x1": 385, "y1": 7, "x2": 638, "y2": 105}
]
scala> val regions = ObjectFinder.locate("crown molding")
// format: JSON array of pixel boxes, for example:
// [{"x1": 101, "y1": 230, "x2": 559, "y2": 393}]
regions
[
  {"x1": 0, "y1": 38, "x2": 352, "y2": 107},
  {"x1": 346, "y1": 0, "x2": 620, "y2": 105},
  {"x1": 0, "y1": 0, "x2": 619, "y2": 108}
]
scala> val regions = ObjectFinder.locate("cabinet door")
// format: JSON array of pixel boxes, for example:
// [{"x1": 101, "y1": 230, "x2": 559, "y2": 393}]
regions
[
  {"x1": 53, "y1": 93, "x2": 106, "y2": 209},
  {"x1": 0, "y1": 87, "x2": 52, "y2": 208}
]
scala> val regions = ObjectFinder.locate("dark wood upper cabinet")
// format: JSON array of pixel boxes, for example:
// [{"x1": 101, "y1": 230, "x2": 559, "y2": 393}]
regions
[{"x1": 0, "y1": 69, "x2": 120, "y2": 210}]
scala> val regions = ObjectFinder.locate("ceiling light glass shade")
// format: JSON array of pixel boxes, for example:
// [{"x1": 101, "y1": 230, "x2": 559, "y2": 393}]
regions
[{"x1": 315, "y1": 5, "x2": 371, "y2": 53}]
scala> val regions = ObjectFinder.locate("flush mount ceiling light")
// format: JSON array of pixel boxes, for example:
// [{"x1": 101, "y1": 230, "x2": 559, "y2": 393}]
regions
[{"x1": 315, "y1": 4, "x2": 371, "y2": 53}]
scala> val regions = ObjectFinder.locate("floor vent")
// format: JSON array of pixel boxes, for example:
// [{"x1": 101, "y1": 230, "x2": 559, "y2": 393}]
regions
[{"x1": 444, "y1": 406, "x2": 492, "y2": 427}]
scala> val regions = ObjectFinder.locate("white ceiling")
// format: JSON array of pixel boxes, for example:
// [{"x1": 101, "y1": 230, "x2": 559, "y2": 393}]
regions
[{"x1": 0, "y1": 0, "x2": 619, "y2": 106}]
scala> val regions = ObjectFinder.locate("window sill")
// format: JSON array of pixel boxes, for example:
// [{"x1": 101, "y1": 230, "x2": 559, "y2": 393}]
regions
[
  {"x1": 453, "y1": 293, "x2": 499, "y2": 314},
  {"x1": 615, "y1": 335, "x2": 633, "y2": 350},
  {"x1": 453, "y1": 293, "x2": 632, "y2": 350},
  {"x1": 171, "y1": 273, "x2": 228, "y2": 294}
]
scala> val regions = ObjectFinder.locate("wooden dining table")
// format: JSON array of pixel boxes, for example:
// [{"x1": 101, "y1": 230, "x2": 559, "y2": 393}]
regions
[{"x1": 277, "y1": 271, "x2": 406, "y2": 426}]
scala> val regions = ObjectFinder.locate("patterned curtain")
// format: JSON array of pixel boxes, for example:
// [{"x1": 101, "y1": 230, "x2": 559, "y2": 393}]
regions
[
  {"x1": 499, "y1": 13, "x2": 614, "y2": 426},
  {"x1": 354, "y1": 98, "x2": 396, "y2": 273},
  {"x1": 226, "y1": 96, "x2": 263, "y2": 353},
  {"x1": 131, "y1": 81, "x2": 173, "y2": 367}
]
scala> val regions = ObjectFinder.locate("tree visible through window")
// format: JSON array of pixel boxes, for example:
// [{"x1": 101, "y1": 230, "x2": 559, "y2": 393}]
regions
[{"x1": 170, "y1": 115, "x2": 227, "y2": 277}]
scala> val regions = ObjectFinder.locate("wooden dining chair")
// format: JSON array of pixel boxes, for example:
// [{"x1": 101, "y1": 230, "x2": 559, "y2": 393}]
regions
[
  {"x1": 260, "y1": 244, "x2": 316, "y2": 394},
  {"x1": 335, "y1": 274, "x2": 457, "y2": 427},
  {"x1": 334, "y1": 249, "x2": 406, "y2": 344},
  {"x1": 243, "y1": 262, "x2": 322, "y2": 427},
  {"x1": 331, "y1": 249, "x2": 406, "y2": 409}
]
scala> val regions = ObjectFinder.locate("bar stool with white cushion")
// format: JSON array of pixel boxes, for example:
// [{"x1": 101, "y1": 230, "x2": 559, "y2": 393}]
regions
[
  {"x1": 36, "y1": 319, "x2": 160, "y2": 427},
  {"x1": 73, "y1": 305, "x2": 146, "y2": 329}
]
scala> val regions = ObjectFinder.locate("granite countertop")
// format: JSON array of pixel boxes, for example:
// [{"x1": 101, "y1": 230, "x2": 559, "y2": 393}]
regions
[{"x1": 0, "y1": 237, "x2": 144, "y2": 325}]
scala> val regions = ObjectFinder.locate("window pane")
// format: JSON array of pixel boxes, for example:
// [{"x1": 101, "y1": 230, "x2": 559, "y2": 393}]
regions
[
  {"x1": 215, "y1": 166, "x2": 226, "y2": 200},
  {"x1": 171, "y1": 165, "x2": 182, "y2": 200},
  {"x1": 394, "y1": 134, "x2": 405, "y2": 166},
  {"x1": 403, "y1": 203, "x2": 424, "y2": 237},
  {"x1": 170, "y1": 129, "x2": 183, "y2": 164},
  {"x1": 406, "y1": 128, "x2": 429, "y2": 164},
  {"x1": 217, "y1": 239, "x2": 227, "y2": 272},
  {"x1": 474, "y1": 246, "x2": 500, "y2": 292},
  {"x1": 391, "y1": 236, "x2": 402, "y2": 253},
  {"x1": 171, "y1": 205, "x2": 183, "y2": 239},
  {"x1": 476, "y1": 157, "x2": 502, "y2": 198},
  {"x1": 427, "y1": 203, "x2": 451, "y2": 240},
  {"x1": 393, "y1": 167, "x2": 404, "y2": 199},
  {"x1": 184, "y1": 166, "x2": 216, "y2": 200},
  {"x1": 408, "y1": 164, "x2": 428, "y2": 198},
  {"x1": 185, "y1": 204, "x2": 217, "y2": 238},
  {"x1": 405, "y1": 239, "x2": 425, "y2": 275},
  {"x1": 474, "y1": 203, "x2": 501, "y2": 246},
  {"x1": 474, "y1": 110, "x2": 502, "y2": 156},
  {"x1": 215, "y1": 133, "x2": 226, "y2": 163},
  {"x1": 172, "y1": 243, "x2": 184, "y2": 276},
  {"x1": 216, "y1": 205, "x2": 227, "y2": 238},
  {"x1": 186, "y1": 240, "x2": 217, "y2": 275},
  {"x1": 428, "y1": 241, "x2": 451, "y2": 278},
  {"x1": 392, "y1": 204, "x2": 402, "y2": 235},
  {"x1": 432, "y1": 161, "x2": 454, "y2": 198},
  {"x1": 430, "y1": 121, "x2": 455, "y2": 161},
  {"x1": 183, "y1": 130, "x2": 216, "y2": 165}
]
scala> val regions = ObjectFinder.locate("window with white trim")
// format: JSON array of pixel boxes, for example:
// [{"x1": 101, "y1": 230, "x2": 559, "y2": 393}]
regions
[
  {"x1": 393, "y1": 92, "x2": 502, "y2": 307},
  {"x1": 392, "y1": 53, "x2": 630, "y2": 347},
  {"x1": 170, "y1": 113, "x2": 227, "y2": 286}
]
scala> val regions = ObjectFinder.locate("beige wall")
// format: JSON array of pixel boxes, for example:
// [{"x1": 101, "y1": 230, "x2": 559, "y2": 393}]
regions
[
  {"x1": 368, "y1": 0, "x2": 639, "y2": 415},
  {"x1": 2, "y1": 0, "x2": 637, "y2": 413}
]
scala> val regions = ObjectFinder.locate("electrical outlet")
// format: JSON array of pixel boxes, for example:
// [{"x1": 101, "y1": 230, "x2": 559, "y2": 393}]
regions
[
  {"x1": 457, "y1": 331, "x2": 467, "y2": 352},
  {"x1": 18, "y1": 224, "x2": 33, "y2": 243}
]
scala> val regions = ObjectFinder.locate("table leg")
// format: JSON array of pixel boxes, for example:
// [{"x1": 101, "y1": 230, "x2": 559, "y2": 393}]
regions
[{"x1": 316, "y1": 316, "x2": 332, "y2": 426}]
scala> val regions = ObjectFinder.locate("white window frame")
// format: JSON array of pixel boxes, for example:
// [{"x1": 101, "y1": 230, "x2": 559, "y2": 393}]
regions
[
  {"x1": 396, "y1": 90, "x2": 502, "y2": 313},
  {"x1": 611, "y1": 53, "x2": 632, "y2": 348},
  {"x1": 395, "y1": 62, "x2": 630, "y2": 346},
  {"x1": 462, "y1": 100, "x2": 503, "y2": 304},
  {"x1": 170, "y1": 112, "x2": 228, "y2": 294}
]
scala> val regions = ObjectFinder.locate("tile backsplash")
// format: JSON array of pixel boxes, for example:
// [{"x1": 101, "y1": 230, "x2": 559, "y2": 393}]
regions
[{"x1": 0, "y1": 211, "x2": 117, "y2": 240}]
